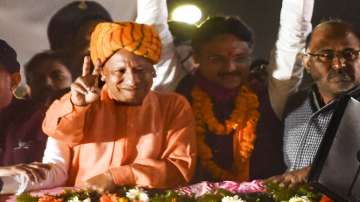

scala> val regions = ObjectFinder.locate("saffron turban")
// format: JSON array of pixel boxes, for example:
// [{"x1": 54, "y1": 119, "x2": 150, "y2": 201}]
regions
[{"x1": 90, "y1": 22, "x2": 161, "y2": 65}]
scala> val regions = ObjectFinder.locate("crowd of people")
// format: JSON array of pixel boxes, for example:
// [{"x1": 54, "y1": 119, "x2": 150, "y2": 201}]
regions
[{"x1": 0, "y1": 0, "x2": 359, "y2": 196}]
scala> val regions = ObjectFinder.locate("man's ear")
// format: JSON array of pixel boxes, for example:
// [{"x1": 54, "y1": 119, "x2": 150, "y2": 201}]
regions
[
  {"x1": 302, "y1": 52, "x2": 311, "y2": 74},
  {"x1": 192, "y1": 52, "x2": 200, "y2": 68},
  {"x1": 99, "y1": 62, "x2": 106, "y2": 81},
  {"x1": 100, "y1": 72, "x2": 106, "y2": 81}
]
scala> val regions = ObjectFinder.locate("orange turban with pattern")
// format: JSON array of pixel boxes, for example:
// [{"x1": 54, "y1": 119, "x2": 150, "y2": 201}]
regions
[{"x1": 90, "y1": 22, "x2": 161, "y2": 65}]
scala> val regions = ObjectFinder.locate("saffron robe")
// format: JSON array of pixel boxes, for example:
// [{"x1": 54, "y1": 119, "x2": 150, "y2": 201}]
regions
[{"x1": 41, "y1": 86, "x2": 197, "y2": 188}]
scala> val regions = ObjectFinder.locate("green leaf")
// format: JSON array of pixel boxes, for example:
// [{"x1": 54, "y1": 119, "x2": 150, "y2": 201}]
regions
[{"x1": 16, "y1": 193, "x2": 39, "y2": 202}]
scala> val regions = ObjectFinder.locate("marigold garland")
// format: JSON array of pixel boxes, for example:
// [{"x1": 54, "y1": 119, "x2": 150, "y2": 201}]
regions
[{"x1": 191, "y1": 85, "x2": 260, "y2": 180}]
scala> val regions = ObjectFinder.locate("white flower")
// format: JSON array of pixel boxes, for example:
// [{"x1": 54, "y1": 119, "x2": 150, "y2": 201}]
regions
[
  {"x1": 138, "y1": 192, "x2": 150, "y2": 202},
  {"x1": 82, "y1": 198, "x2": 91, "y2": 202},
  {"x1": 288, "y1": 196, "x2": 311, "y2": 202},
  {"x1": 68, "y1": 196, "x2": 81, "y2": 202},
  {"x1": 221, "y1": 195, "x2": 246, "y2": 202},
  {"x1": 67, "y1": 196, "x2": 92, "y2": 202},
  {"x1": 126, "y1": 188, "x2": 149, "y2": 202}
]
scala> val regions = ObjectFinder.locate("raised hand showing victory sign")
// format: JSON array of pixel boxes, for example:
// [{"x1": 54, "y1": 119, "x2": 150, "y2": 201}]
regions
[{"x1": 70, "y1": 56, "x2": 102, "y2": 106}]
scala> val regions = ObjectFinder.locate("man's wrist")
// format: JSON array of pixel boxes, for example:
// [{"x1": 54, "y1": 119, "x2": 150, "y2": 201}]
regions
[{"x1": 105, "y1": 170, "x2": 115, "y2": 183}]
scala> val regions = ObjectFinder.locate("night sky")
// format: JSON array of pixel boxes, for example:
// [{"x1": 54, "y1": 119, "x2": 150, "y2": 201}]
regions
[{"x1": 168, "y1": 0, "x2": 360, "y2": 60}]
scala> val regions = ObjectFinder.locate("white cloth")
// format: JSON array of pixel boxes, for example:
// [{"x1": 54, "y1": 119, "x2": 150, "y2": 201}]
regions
[
  {"x1": 268, "y1": 0, "x2": 314, "y2": 119},
  {"x1": 1, "y1": 0, "x2": 314, "y2": 194},
  {"x1": 136, "y1": 0, "x2": 188, "y2": 91},
  {"x1": 0, "y1": 138, "x2": 69, "y2": 195}
]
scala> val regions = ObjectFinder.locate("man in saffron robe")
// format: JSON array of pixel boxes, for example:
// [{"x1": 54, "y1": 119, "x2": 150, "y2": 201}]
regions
[{"x1": 0, "y1": 22, "x2": 196, "y2": 194}]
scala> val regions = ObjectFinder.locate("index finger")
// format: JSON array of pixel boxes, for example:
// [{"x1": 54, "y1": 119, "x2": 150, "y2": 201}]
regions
[
  {"x1": 92, "y1": 59, "x2": 102, "y2": 76},
  {"x1": 82, "y1": 56, "x2": 92, "y2": 76}
]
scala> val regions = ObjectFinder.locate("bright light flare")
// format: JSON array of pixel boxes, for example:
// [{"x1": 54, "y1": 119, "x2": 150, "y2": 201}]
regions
[{"x1": 171, "y1": 4, "x2": 202, "y2": 24}]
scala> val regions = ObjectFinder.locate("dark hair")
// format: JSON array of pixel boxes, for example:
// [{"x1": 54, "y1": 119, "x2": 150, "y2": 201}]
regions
[
  {"x1": 192, "y1": 16, "x2": 254, "y2": 52},
  {"x1": 168, "y1": 21, "x2": 197, "y2": 45},
  {"x1": 25, "y1": 51, "x2": 67, "y2": 82},
  {"x1": 0, "y1": 39, "x2": 20, "y2": 73},
  {"x1": 306, "y1": 19, "x2": 360, "y2": 49},
  {"x1": 48, "y1": 1, "x2": 112, "y2": 51}
]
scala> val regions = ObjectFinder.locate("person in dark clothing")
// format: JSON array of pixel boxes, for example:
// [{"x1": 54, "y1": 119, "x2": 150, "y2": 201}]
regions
[
  {"x1": 177, "y1": 72, "x2": 285, "y2": 182},
  {"x1": 0, "y1": 51, "x2": 72, "y2": 166}
]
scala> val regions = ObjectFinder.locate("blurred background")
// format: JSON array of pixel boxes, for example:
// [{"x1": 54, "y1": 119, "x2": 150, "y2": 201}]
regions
[{"x1": 1, "y1": 0, "x2": 359, "y2": 69}]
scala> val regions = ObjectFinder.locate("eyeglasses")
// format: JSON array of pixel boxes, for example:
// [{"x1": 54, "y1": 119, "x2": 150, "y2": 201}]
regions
[{"x1": 306, "y1": 49, "x2": 360, "y2": 63}]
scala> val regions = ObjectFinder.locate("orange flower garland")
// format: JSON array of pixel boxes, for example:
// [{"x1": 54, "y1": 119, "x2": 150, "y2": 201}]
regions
[
  {"x1": 100, "y1": 194, "x2": 129, "y2": 202},
  {"x1": 38, "y1": 196, "x2": 64, "y2": 202},
  {"x1": 192, "y1": 85, "x2": 260, "y2": 180}
]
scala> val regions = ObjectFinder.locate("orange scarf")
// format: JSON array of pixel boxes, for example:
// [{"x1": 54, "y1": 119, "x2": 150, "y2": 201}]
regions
[{"x1": 192, "y1": 85, "x2": 260, "y2": 181}]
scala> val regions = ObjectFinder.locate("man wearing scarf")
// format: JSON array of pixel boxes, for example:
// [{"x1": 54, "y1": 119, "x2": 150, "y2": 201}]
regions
[
  {"x1": 0, "y1": 22, "x2": 196, "y2": 194},
  {"x1": 176, "y1": 0, "x2": 313, "y2": 182}
]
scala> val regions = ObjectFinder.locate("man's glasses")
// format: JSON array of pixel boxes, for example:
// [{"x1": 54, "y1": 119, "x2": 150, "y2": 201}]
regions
[{"x1": 306, "y1": 49, "x2": 360, "y2": 63}]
